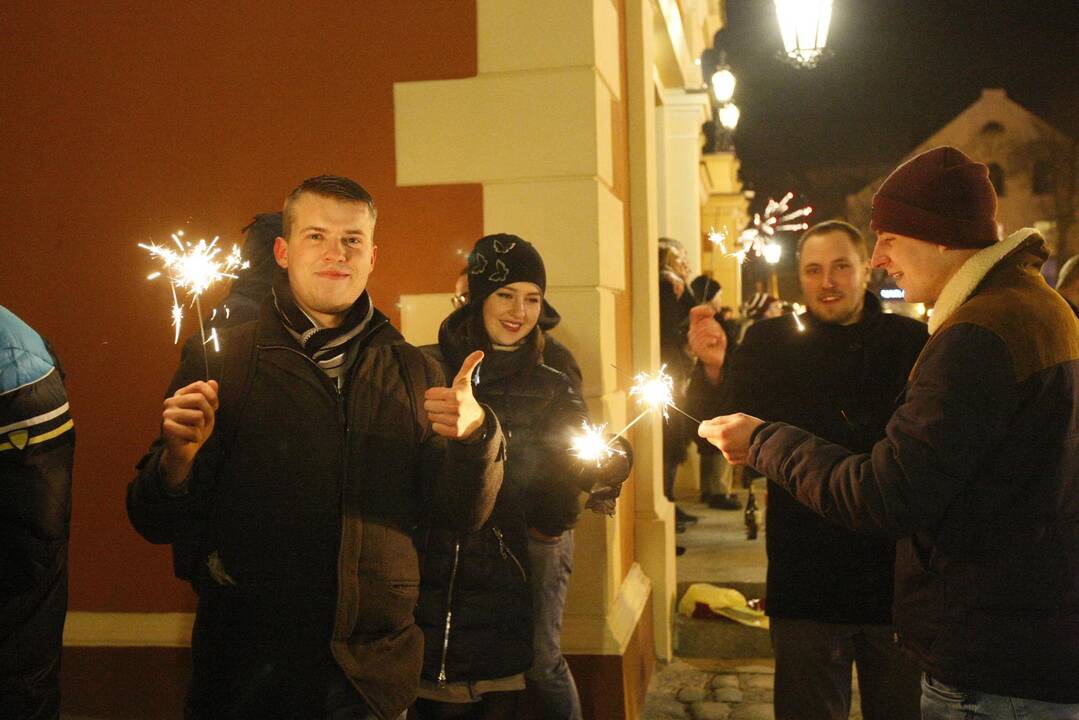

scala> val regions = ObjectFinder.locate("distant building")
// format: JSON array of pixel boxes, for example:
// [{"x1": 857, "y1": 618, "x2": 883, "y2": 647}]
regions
[{"x1": 848, "y1": 89, "x2": 1078, "y2": 284}]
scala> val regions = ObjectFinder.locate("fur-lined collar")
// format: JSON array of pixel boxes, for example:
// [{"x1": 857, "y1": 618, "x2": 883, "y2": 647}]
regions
[{"x1": 929, "y1": 228, "x2": 1042, "y2": 335}]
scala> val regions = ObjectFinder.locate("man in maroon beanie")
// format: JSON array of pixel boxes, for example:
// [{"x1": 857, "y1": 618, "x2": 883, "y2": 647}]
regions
[{"x1": 700, "y1": 146, "x2": 1079, "y2": 716}]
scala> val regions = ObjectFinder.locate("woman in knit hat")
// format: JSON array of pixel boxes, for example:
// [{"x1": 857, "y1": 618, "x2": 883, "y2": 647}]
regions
[{"x1": 412, "y1": 234, "x2": 632, "y2": 719}]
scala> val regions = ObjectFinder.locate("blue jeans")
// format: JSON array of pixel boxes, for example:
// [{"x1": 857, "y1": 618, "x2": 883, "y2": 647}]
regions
[
  {"x1": 525, "y1": 530, "x2": 582, "y2": 720},
  {"x1": 921, "y1": 674, "x2": 1079, "y2": 719}
]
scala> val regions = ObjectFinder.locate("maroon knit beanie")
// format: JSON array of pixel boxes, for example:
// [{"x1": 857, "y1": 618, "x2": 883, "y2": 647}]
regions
[{"x1": 870, "y1": 146, "x2": 998, "y2": 248}]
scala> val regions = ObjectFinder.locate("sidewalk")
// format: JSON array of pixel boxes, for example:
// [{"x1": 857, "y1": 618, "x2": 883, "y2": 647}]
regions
[
  {"x1": 643, "y1": 490, "x2": 864, "y2": 720},
  {"x1": 644, "y1": 657, "x2": 866, "y2": 720}
]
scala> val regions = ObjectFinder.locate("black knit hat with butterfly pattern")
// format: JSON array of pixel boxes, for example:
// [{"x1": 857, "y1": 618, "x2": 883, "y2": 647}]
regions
[{"x1": 466, "y1": 233, "x2": 547, "y2": 306}]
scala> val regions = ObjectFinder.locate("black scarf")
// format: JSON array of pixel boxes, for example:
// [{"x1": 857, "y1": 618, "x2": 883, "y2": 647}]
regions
[
  {"x1": 271, "y1": 270, "x2": 375, "y2": 368},
  {"x1": 437, "y1": 306, "x2": 544, "y2": 387}
]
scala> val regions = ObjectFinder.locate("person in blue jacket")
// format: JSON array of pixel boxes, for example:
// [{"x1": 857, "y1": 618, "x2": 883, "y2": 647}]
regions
[{"x1": 1, "y1": 305, "x2": 75, "y2": 720}]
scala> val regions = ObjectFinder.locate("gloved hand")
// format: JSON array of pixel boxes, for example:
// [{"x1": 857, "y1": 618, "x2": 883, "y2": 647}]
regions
[{"x1": 583, "y1": 435, "x2": 633, "y2": 515}]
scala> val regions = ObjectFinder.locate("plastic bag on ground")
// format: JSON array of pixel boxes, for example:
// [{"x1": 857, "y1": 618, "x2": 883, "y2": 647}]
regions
[{"x1": 676, "y1": 583, "x2": 769, "y2": 629}]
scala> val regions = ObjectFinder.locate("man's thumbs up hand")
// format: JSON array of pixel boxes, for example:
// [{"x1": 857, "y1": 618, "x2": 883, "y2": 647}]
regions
[{"x1": 424, "y1": 350, "x2": 487, "y2": 439}]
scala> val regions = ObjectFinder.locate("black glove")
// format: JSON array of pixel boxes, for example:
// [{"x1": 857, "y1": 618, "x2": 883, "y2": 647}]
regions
[{"x1": 583, "y1": 435, "x2": 633, "y2": 516}]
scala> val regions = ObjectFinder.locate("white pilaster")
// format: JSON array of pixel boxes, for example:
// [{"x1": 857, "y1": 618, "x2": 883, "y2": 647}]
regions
[{"x1": 655, "y1": 90, "x2": 711, "y2": 275}]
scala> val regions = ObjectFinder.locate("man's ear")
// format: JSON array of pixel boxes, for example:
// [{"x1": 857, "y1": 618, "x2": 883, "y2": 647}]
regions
[
  {"x1": 274, "y1": 237, "x2": 289, "y2": 269},
  {"x1": 369, "y1": 244, "x2": 378, "y2": 271}
]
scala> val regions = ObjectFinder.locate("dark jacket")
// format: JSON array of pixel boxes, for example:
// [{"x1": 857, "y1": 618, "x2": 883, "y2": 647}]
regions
[
  {"x1": 127, "y1": 301, "x2": 504, "y2": 720},
  {"x1": 537, "y1": 302, "x2": 583, "y2": 392},
  {"x1": 1, "y1": 306, "x2": 75, "y2": 720},
  {"x1": 748, "y1": 230, "x2": 1079, "y2": 702},
  {"x1": 688, "y1": 292, "x2": 927, "y2": 624},
  {"x1": 415, "y1": 309, "x2": 631, "y2": 685}
]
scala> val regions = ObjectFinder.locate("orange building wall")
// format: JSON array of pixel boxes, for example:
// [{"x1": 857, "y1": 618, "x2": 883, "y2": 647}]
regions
[{"x1": 0, "y1": 2, "x2": 481, "y2": 612}]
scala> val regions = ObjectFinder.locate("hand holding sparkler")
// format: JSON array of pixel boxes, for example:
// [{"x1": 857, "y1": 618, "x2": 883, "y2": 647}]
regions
[
  {"x1": 698, "y1": 413, "x2": 765, "y2": 465},
  {"x1": 688, "y1": 305, "x2": 728, "y2": 381},
  {"x1": 425, "y1": 351, "x2": 487, "y2": 440},
  {"x1": 160, "y1": 379, "x2": 220, "y2": 491},
  {"x1": 568, "y1": 422, "x2": 633, "y2": 516}
]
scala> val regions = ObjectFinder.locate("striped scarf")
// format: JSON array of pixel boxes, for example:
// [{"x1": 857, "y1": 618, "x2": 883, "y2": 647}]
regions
[{"x1": 271, "y1": 270, "x2": 375, "y2": 388}]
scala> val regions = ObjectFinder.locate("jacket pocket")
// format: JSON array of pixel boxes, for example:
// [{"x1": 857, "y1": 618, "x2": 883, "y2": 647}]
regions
[{"x1": 388, "y1": 579, "x2": 420, "y2": 598}]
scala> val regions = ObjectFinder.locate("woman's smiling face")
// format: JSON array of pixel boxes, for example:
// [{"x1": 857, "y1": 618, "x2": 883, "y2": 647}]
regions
[{"x1": 482, "y1": 282, "x2": 543, "y2": 345}]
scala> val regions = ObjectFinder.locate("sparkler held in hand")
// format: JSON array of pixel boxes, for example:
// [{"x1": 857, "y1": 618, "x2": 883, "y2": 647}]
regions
[{"x1": 140, "y1": 230, "x2": 249, "y2": 378}]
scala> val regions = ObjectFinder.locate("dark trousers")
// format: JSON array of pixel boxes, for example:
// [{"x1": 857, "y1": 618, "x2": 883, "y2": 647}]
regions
[
  {"x1": 770, "y1": 617, "x2": 920, "y2": 720},
  {"x1": 185, "y1": 588, "x2": 377, "y2": 720}
]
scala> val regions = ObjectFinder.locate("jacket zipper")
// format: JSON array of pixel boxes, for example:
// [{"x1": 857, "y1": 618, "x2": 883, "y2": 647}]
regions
[
  {"x1": 492, "y1": 527, "x2": 527, "y2": 583},
  {"x1": 438, "y1": 540, "x2": 462, "y2": 687}
]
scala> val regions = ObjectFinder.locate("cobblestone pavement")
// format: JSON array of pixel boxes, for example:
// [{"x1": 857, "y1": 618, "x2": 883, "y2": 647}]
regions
[{"x1": 643, "y1": 658, "x2": 864, "y2": 720}]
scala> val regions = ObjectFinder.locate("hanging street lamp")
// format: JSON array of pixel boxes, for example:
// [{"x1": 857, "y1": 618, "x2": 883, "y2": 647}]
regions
[
  {"x1": 718, "y1": 102, "x2": 741, "y2": 131},
  {"x1": 711, "y1": 66, "x2": 736, "y2": 104},
  {"x1": 774, "y1": 0, "x2": 833, "y2": 67}
]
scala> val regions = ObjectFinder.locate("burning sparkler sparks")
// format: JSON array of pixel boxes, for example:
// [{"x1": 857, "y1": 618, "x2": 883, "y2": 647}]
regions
[
  {"x1": 624, "y1": 365, "x2": 701, "y2": 427},
  {"x1": 568, "y1": 366, "x2": 705, "y2": 465},
  {"x1": 715, "y1": 192, "x2": 813, "y2": 264},
  {"x1": 570, "y1": 422, "x2": 627, "y2": 466},
  {"x1": 707, "y1": 226, "x2": 730, "y2": 254},
  {"x1": 630, "y1": 366, "x2": 676, "y2": 419},
  {"x1": 140, "y1": 230, "x2": 248, "y2": 376}
]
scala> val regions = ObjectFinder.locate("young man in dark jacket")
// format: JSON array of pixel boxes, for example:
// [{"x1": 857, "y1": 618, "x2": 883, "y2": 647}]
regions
[
  {"x1": 1, "y1": 306, "x2": 75, "y2": 720},
  {"x1": 127, "y1": 176, "x2": 504, "y2": 720},
  {"x1": 687, "y1": 221, "x2": 926, "y2": 720},
  {"x1": 702, "y1": 146, "x2": 1079, "y2": 715}
]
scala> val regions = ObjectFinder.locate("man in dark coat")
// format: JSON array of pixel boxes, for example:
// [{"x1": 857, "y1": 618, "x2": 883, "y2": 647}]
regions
[
  {"x1": 1, "y1": 306, "x2": 75, "y2": 720},
  {"x1": 702, "y1": 146, "x2": 1079, "y2": 715},
  {"x1": 687, "y1": 221, "x2": 926, "y2": 720},
  {"x1": 127, "y1": 176, "x2": 504, "y2": 720}
]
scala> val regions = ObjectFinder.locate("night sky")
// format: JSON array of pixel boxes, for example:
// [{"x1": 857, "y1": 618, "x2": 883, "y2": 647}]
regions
[{"x1": 717, "y1": 0, "x2": 1079, "y2": 219}]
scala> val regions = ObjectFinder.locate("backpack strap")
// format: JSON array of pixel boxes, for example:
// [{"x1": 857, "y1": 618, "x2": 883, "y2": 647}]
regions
[{"x1": 392, "y1": 342, "x2": 430, "y2": 445}]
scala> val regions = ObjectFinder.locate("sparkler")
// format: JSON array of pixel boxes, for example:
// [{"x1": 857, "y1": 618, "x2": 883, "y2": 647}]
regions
[
  {"x1": 707, "y1": 226, "x2": 730, "y2": 255},
  {"x1": 567, "y1": 367, "x2": 705, "y2": 465},
  {"x1": 629, "y1": 367, "x2": 675, "y2": 419},
  {"x1": 715, "y1": 192, "x2": 813, "y2": 263},
  {"x1": 140, "y1": 230, "x2": 248, "y2": 378},
  {"x1": 570, "y1": 422, "x2": 628, "y2": 466}
]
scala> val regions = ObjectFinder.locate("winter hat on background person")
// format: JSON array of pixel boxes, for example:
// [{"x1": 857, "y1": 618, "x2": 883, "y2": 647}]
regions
[
  {"x1": 466, "y1": 233, "x2": 547, "y2": 305},
  {"x1": 744, "y1": 292, "x2": 778, "y2": 320},
  {"x1": 870, "y1": 145, "x2": 999, "y2": 249}
]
